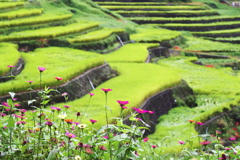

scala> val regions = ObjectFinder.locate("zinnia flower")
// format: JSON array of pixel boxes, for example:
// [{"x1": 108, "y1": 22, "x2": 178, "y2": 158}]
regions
[
  {"x1": 143, "y1": 137, "x2": 148, "y2": 142},
  {"x1": 38, "y1": 67, "x2": 46, "y2": 72},
  {"x1": 200, "y1": 140, "x2": 211, "y2": 146},
  {"x1": 117, "y1": 100, "x2": 129, "y2": 107},
  {"x1": 75, "y1": 155, "x2": 82, "y2": 160},
  {"x1": 64, "y1": 119, "x2": 73, "y2": 124},
  {"x1": 64, "y1": 105, "x2": 70, "y2": 109},
  {"x1": 55, "y1": 77, "x2": 63, "y2": 81},
  {"x1": 101, "y1": 88, "x2": 112, "y2": 93},
  {"x1": 7, "y1": 65, "x2": 15, "y2": 68},
  {"x1": 229, "y1": 137, "x2": 236, "y2": 141},
  {"x1": 196, "y1": 121, "x2": 204, "y2": 125},
  {"x1": 99, "y1": 145, "x2": 106, "y2": 150},
  {"x1": 26, "y1": 80, "x2": 34, "y2": 84},
  {"x1": 66, "y1": 132, "x2": 76, "y2": 138},
  {"x1": 62, "y1": 92, "x2": 68, "y2": 96},
  {"x1": 151, "y1": 145, "x2": 157, "y2": 149},
  {"x1": 45, "y1": 121, "x2": 53, "y2": 126},
  {"x1": 89, "y1": 93, "x2": 94, "y2": 96},
  {"x1": 178, "y1": 140, "x2": 185, "y2": 145},
  {"x1": 148, "y1": 111, "x2": 154, "y2": 114},
  {"x1": 188, "y1": 120, "x2": 194, "y2": 123},
  {"x1": 78, "y1": 124, "x2": 87, "y2": 128},
  {"x1": 58, "y1": 114, "x2": 67, "y2": 119},
  {"x1": 90, "y1": 119, "x2": 97, "y2": 124},
  {"x1": 216, "y1": 130, "x2": 221, "y2": 134},
  {"x1": 76, "y1": 111, "x2": 81, "y2": 117}
]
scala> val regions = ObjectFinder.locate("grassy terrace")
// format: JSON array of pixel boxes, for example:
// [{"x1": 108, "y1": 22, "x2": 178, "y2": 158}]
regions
[
  {"x1": 95, "y1": 2, "x2": 168, "y2": 5},
  {"x1": 115, "y1": 10, "x2": 218, "y2": 17},
  {"x1": 0, "y1": 14, "x2": 72, "y2": 28},
  {"x1": 68, "y1": 28, "x2": 124, "y2": 43},
  {"x1": 192, "y1": 28, "x2": 240, "y2": 37},
  {"x1": 0, "y1": 47, "x2": 104, "y2": 96},
  {"x1": 101, "y1": 5, "x2": 207, "y2": 10},
  {"x1": 126, "y1": 15, "x2": 240, "y2": 24},
  {"x1": 104, "y1": 43, "x2": 159, "y2": 63},
  {"x1": 0, "y1": 22, "x2": 99, "y2": 42},
  {"x1": 205, "y1": 36, "x2": 240, "y2": 43},
  {"x1": 45, "y1": 62, "x2": 181, "y2": 129},
  {"x1": 0, "y1": 8, "x2": 43, "y2": 20},
  {"x1": 0, "y1": 2, "x2": 24, "y2": 10},
  {"x1": 183, "y1": 37, "x2": 240, "y2": 55},
  {"x1": 130, "y1": 26, "x2": 182, "y2": 42},
  {"x1": 0, "y1": 43, "x2": 20, "y2": 76},
  {"x1": 153, "y1": 20, "x2": 240, "y2": 31}
]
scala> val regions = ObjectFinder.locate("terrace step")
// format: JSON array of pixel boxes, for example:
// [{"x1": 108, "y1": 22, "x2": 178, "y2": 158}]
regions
[
  {"x1": 192, "y1": 28, "x2": 240, "y2": 38},
  {"x1": 127, "y1": 15, "x2": 240, "y2": 24},
  {"x1": 115, "y1": 10, "x2": 219, "y2": 17},
  {"x1": 0, "y1": 2, "x2": 24, "y2": 10},
  {"x1": 0, "y1": 8, "x2": 43, "y2": 20},
  {"x1": 100, "y1": 5, "x2": 207, "y2": 11},
  {"x1": 152, "y1": 20, "x2": 240, "y2": 31},
  {"x1": 0, "y1": 22, "x2": 99, "y2": 42},
  {"x1": 203, "y1": 36, "x2": 240, "y2": 44}
]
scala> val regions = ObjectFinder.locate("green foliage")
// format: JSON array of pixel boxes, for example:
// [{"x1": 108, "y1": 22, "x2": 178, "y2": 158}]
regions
[
  {"x1": 0, "y1": 8, "x2": 43, "y2": 20},
  {"x1": 0, "y1": 47, "x2": 104, "y2": 96},
  {"x1": 192, "y1": 27, "x2": 240, "y2": 35},
  {"x1": 96, "y1": 2, "x2": 168, "y2": 5},
  {"x1": 184, "y1": 37, "x2": 240, "y2": 52},
  {"x1": 52, "y1": 62, "x2": 181, "y2": 128},
  {"x1": 68, "y1": 28, "x2": 124, "y2": 43},
  {"x1": 158, "y1": 56, "x2": 240, "y2": 95},
  {"x1": 0, "y1": 22, "x2": 99, "y2": 42},
  {"x1": 0, "y1": 2, "x2": 24, "y2": 10},
  {"x1": 102, "y1": 5, "x2": 207, "y2": 10},
  {"x1": 104, "y1": 43, "x2": 159, "y2": 63},
  {"x1": 0, "y1": 14, "x2": 72, "y2": 28},
  {"x1": 0, "y1": 43, "x2": 20, "y2": 76},
  {"x1": 130, "y1": 26, "x2": 181, "y2": 42}
]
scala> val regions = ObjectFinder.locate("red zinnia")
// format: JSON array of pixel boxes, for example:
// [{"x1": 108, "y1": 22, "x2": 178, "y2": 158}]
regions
[
  {"x1": 55, "y1": 77, "x2": 63, "y2": 81},
  {"x1": 188, "y1": 120, "x2": 194, "y2": 123}
]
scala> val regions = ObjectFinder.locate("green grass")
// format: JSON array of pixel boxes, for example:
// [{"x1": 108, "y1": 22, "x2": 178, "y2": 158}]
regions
[
  {"x1": 95, "y1": 2, "x2": 168, "y2": 5},
  {"x1": 67, "y1": 28, "x2": 124, "y2": 43},
  {"x1": 158, "y1": 56, "x2": 240, "y2": 95},
  {"x1": 0, "y1": 8, "x2": 43, "y2": 20},
  {"x1": 184, "y1": 37, "x2": 240, "y2": 52},
  {"x1": 40, "y1": 62, "x2": 181, "y2": 128},
  {"x1": 149, "y1": 95, "x2": 240, "y2": 153},
  {"x1": 115, "y1": 10, "x2": 218, "y2": 15},
  {"x1": 0, "y1": 2, "x2": 24, "y2": 10},
  {"x1": 192, "y1": 28, "x2": 240, "y2": 35},
  {"x1": 0, "y1": 47, "x2": 104, "y2": 96},
  {"x1": 130, "y1": 26, "x2": 181, "y2": 42},
  {"x1": 0, "y1": 13, "x2": 72, "y2": 28},
  {"x1": 104, "y1": 43, "x2": 159, "y2": 63},
  {"x1": 101, "y1": 5, "x2": 207, "y2": 10},
  {"x1": 197, "y1": 58, "x2": 238, "y2": 65},
  {"x1": 0, "y1": 42, "x2": 20, "y2": 76},
  {"x1": 0, "y1": 22, "x2": 99, "y2": 42},
  {"x1": 126, "y1": 15, "x2": 240, "y2": 23}
]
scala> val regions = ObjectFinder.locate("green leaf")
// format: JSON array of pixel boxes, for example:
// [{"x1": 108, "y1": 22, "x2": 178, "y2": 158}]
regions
[
  {"x1": 46, "y1": 147, "x2": 59, "y2": 160},
  {"x1": 8, "y1": 116, "x2": 15, "y2": 127}
]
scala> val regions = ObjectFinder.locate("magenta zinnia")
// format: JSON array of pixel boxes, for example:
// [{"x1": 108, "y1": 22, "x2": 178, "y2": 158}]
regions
[
  {"x1": 101, "y1": 88, "x2": 112, "y2": 93},
  {"x1": 66, "y1": 132, "x2": 76, "y2": 138},
  {"x1": 90, "y1": 119, "x2": 97, "y2": 124},
  {"x1": 200, "y1": 140, "x2": 211, "y2": 146},
  {"x1": 38, "y1": 67, "x2": 46, "y2": 72},
  {"x1": 55, "y1": 77, "x2": 63, "y2": 81},
  {"x1": 7, "y1": 65, "x2": 16, "y2": 68},
  {"x1": 117, "y1": 100, "x2": 129, "y2": 107}
]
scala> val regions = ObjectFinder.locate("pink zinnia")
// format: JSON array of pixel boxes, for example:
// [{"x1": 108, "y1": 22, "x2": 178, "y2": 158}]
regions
[
  {"x1": 7, "y1": 65, "x2": 15, "y2": 68},
  {"x1": 103, "y1": 136, "x2": 108, "y2": 139},
  {"x1": 101, "y1": 88, "x2": 112, "y2": 93},
  {"x1": 195, "y1": 121, "x2": 204, "y2": 125},
  {"x1": 117, "y1": 100, "x2": 129, "y2": 107},
  {"x1": 216, "y1": 130, "x2": 221, "y2": 134},
  {"x1": 90, "y1": 119, "x2": 97, "y2": 124},
  {"x1": 45, "y1": 121, "x2": 53, "y2": 126},
  {"x1": 143, "y1": 137, "x2": 148, "y2": 142},
  {"x1": 19, "y1": 109, "x2": 27, "y2": 113},
  {"x1": 229, "y1": 137, "x2": 236, "y2": 141},
  {"x1": 178, "y1": 140, "x2": 185, "y2": 145},
  {"x1": 38, "y1": 67, "x2": 46, "y2": 72},
  {"x1": 66, "y1": 132, "x2": 76, "y2": 138},
  {"x1": 55, "y1": 77, "x2": 63, "y2": 81},
  {"x1": 64, "y1": 105, "x2": 70, "y2": 109},
  {"x1": 132, "y1": 107, "x2": 148, "y2": 114},
  {"x1": 26, "y1": 80, "x2": 34, "y2": 84},
  {"x1": 151, "y1": 145, "x2": 157, "y2": 149},
  {"x1": 200, "y1": 140, "x2": 211, "y2": 146},
  {"x1": 62, "y1": 92, "x2": 68, "y2": 96},
  {"x1": 89, "y1": 93, "x2": 94, "y2": 96},
  {"x1": 51, "y1": 106, "x2": 61, "y2": 111},
  {"x1": 148, "y1": 111, "x2": 154, "y2": 114}
]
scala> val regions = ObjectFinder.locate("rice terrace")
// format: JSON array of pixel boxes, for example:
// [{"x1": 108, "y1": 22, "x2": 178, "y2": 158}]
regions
[{"x1": 0, "y1": 0, "x2": 240, "y2": 159}]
